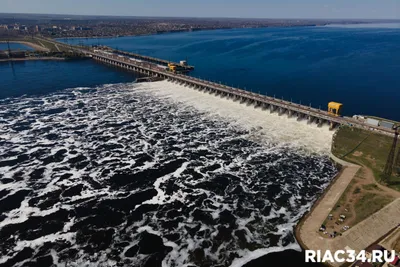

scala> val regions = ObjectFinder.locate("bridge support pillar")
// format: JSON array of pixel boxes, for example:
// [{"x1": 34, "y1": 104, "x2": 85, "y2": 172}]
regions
[
  {"x1": 278, "y1": 107, "x2": 286, "y2": 116},
  {"x1": 297, "y1": 113, "x2": 304, "y2": 121},
  {"x1": 288, "y1": 110, "x2": 293, "y2": 118},
  {"x1": 307, "y1": 116, "x2": 314, "y2": 124},
  {"x1": 270, "y1": 105, "x2": 276, "y2": 113},
  {"x1": 329, "y1": 121, "x2": 337, "y2": 131}
]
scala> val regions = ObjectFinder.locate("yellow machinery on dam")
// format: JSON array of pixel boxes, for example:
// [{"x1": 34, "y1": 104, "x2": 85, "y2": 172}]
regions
[
  {"x1": 328, "y1": 102, "x2": 343, "y2": 116},
  {"x1": 168, "y1": 61, "x2": 189, "y2": 73}
]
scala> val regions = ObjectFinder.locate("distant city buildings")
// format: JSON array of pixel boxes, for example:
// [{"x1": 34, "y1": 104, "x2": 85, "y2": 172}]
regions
[{"x1": 0, "y1": 16, "x2": 383, "y2": 39}]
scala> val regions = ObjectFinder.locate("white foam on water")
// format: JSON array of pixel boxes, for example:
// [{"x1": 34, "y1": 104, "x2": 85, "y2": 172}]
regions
[
  {"x1": 0, "y1": 81, "x2": 338, "y2": 267},
  {"x1": 229, "y1": 243, "x2": 301, "y2": 267},
  {"x1": 14, "y1": 232, "x2": 76, "y2": 251},
  {"x1": 133, "y1": 81, "x2": 334, "y2": 154},
  {"x1": 143, "y1": 161, "x2": 190, "y2": 205}
]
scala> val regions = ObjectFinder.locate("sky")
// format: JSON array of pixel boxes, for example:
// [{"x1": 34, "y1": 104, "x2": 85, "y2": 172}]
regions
[{"x1": 2, "y1": 0, "x2": 400, "y2": 19}]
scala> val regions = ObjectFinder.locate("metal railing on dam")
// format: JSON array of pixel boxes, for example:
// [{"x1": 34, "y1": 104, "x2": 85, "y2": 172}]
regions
[
  {"x1": 90, "y1": 52, "x2": 395, "y2": 134},
  {"x1": 35, "y1": 37, "x2": 395, "y2": 135}
]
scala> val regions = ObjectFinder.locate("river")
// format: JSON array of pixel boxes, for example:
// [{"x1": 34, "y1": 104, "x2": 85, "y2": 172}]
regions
[
  {"x1": 61, "y1": 24, "x2": 400, "y2": 121},
  {"x1": 1, "y1": 24, "x2": 397, "y2": 267}
]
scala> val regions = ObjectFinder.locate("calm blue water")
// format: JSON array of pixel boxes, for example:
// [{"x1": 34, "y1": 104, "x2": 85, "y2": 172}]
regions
[
  {"x1": 60, "y1": 25, "x2": 400, "y2": 121},
  {"x1": 0, "y1": 60, "x2": 140, "y2": 98},
  {"x1": 0, "y1": 43, "x2": 33, "y2": 51}
]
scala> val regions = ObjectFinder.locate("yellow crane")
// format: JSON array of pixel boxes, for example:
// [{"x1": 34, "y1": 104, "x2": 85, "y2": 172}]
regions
[{"x1": 328, "y1": 102, "x2": 343, "y2": 116}]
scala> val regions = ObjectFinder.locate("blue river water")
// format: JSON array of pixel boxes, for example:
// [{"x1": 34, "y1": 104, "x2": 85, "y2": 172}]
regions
[
  {"x1": 59, "y1": 24, "x2": 400, "y2": 121},
  {"x1": 0, "y1": 60, "x2": 140, "y2": 98},
  {"x1": 0, "y1": 43, "x2": 33, "y2": 51},
  {"x1": 3, "y1": 25, "x2": 395, "y2": 267}
]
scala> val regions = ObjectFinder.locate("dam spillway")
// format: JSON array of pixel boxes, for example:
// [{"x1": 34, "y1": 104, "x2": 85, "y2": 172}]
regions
[
  {"x1": 35, "y1": 37, "x2": 395, "y2": 135},
  {"x1": 90, "y1": 52, "x2": 395, "y2": 134}
]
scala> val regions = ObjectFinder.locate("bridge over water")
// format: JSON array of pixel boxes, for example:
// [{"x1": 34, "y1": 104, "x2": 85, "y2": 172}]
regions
[{"x1": 40, "y1": 37, "x2": 395, "y2": 135}]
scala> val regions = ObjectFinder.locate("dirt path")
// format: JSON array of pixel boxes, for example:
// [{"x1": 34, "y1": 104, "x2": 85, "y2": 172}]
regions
[
  {"x1": 298, "y1": 153, "x2": 360, "y2": 246},
  {"x1": 321, "y1": 155, "x2": 400, "y2": 234},
  {"x1": 357, "y1": 161, "x2": 400, "y2": 198},
  {"x1": 344, "y1": 164, "x2": 399, "y2": 227},
  {"x1": 297, "y1": 154, "x2": 400, "y2": 266}
]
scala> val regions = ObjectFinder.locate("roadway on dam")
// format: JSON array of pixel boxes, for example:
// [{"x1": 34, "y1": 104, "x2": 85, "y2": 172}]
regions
[
  {"x1": 90, "y1": 51, "x2": 395, "y2": 135},
  {"x1": 36, "y1": 37, "x2": 396, "y2": 135}
]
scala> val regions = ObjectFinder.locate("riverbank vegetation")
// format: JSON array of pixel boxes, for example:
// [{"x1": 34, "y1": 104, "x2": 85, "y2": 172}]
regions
[
  {"x1": 320, "y1": 126, "x2": 400, "y2": 237},
  {"x1": 332, "y1": 126, "x2": 400, "y2": 189},
  {"x1": 0, "y1": 36, "x2": 72, "y2": 52}
]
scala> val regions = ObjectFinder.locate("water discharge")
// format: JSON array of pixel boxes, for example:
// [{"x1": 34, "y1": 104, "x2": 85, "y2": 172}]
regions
[
  {"x1": 140, "y1": 81, "x2": 334, "y2": 154},
  {"x1": 0, "y1": 81, "x2": 337, "y2": 267}
]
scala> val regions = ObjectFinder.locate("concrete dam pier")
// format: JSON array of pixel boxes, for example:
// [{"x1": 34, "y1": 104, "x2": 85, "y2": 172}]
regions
[
  {"x1": 91, "y1": 52, "x2": 395, "y2": 134},
  {"x1": 37, "y1": 37, "x2": 396, "y2": 135}
]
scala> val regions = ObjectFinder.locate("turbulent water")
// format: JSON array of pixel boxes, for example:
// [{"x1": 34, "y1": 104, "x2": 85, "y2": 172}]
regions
[{"x1": 0, "y1": 81, "x2": 337, "y2": 267}]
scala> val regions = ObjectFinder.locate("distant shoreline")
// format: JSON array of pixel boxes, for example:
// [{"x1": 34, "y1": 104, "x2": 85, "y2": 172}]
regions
[
  {"x1": 54, "y1": 24, "x2": 326, "y2": 40},
  {"x1": 0, "y1": 57, "x2": 65, "y2": 62},
  {"x1": 53, "y1": 21, "x2": 400, "y2": 41},
  {"x1": 54, "y1": 27, "x2": 235, "y2": 40},
  {"x1": 0, "y1": 40, "x2": 49, "y2": 51}
]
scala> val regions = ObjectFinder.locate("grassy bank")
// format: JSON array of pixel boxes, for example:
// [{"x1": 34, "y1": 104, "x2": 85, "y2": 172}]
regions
[
  {"x1": 332, "y1": 126, "x2": 400, "y2": 190},
  {"x1": 0, "y1": 36, "x2": 72, "y2": 52},
  {"x1": 318, "y1": 126, "x2": 400, "y2": 236}
]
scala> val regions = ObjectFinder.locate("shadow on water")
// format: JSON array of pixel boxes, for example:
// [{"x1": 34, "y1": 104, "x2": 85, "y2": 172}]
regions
[
  {"x1": 244, "y1": 250, "x2": 325, "y2": 267},
  {"x1": 9, "y1": 61, "x2": 16, "y2": 79}
]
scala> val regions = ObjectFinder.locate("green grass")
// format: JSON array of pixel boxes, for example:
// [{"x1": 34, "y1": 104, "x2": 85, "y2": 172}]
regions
[
  {"x1": 325, "y1": 126, "x2": 399, "y2": 229},
  {"x1": 353, "y1": 193, "x2": 394, "y2": 225},
  {"x1": 333, "y1": 179, "x2": 357, "y2": 210},
  {"x1": 0, "y1": 35, "x2": 72, "y2": 52},
  {"x1": 324, "y1": 178, "x2": 357, "y2": 224},
  {"x1": 332, "y1": 126, "x2": 400, "y2": 190},
  {"x1": 32, "y1": 38, "x2": 59, "y2": 51},
  {"x1": 353, "y1": 187, "x2": 361, "y2": 194},
  {"x1": 332, "y1": 127, "x2": 370, "y2": 160},
  {"x1": 362, "y1": 183, "x2": 382, "y2": 191},
  {"x1": 354, "y1": 167, "x2": 367, "y2": 179}
]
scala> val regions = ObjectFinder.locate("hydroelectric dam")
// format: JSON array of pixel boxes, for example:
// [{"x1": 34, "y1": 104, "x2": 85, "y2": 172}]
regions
[{"x1": 42, "y1": 37, "x2": 396, "y2": 135}]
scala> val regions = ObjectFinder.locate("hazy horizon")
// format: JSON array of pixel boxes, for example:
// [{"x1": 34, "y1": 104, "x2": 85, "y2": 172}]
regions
[
  {"x1": 1, "y1": 12, "x2": 400, "y2": 21},
  {"x1": 2, "y1": 0, "x2": 400, "y2": 20}
]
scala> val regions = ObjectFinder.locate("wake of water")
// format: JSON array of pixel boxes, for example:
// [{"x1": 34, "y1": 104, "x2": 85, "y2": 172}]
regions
[{"x1": 0, "y1": 82, "x2": 337, "y2": 267}]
